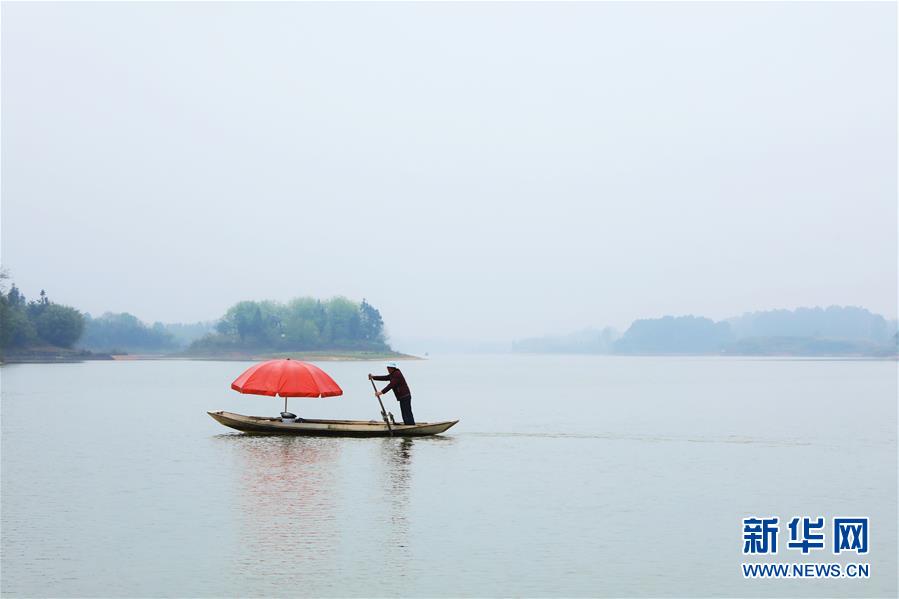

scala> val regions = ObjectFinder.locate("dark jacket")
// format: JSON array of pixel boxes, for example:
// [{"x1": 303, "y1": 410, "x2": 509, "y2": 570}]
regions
[{"x1": 372, "y1": 369, "x2": 411, "y2": 401}]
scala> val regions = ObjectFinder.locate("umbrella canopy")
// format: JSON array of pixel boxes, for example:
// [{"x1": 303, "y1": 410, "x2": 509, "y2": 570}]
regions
[{"x1": 230, "y1": 359, "x2": 343, "y2": 398}]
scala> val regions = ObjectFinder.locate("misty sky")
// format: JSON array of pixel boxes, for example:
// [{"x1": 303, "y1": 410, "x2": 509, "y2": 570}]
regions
[{"x1": 2, "y1": 2, "x2": 896, "y2": 346}]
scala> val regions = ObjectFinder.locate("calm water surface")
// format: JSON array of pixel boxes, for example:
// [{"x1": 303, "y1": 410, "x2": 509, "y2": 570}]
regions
[{"x1": 1, "y1": 356, "x2": 896, "y2": 597}]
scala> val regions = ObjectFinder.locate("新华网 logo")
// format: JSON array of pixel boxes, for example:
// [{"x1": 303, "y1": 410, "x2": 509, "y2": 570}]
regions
[
  {"x1": 743, "y1": 516, "x2": 868, "y2": 555},
  {"x1": 741, "y1": 516, "x2": 870, "y2": 580}
]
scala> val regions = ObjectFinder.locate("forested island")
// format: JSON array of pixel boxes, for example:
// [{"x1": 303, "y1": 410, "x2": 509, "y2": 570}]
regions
[
  {"x1": 0, "y1": 275, "x2": 402, "y2": 361},
  {"x1": 184, "y1": 297, "x2": 398, "y2": 358}
]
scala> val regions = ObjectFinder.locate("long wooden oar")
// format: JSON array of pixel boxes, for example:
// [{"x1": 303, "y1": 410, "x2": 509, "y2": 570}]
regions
[{"x1": 370, "y1": 378, "x2": 394, "y2": 437}]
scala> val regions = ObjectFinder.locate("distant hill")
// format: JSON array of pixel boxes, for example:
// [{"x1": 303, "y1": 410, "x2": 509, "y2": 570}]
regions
[
  {"x1": 78, "y1": 313, "x2": 215, "y2": 354},
  {"x1": 727, "y1": 306, "x2": 894, "y2": 344},
  {"x1": 79, "y1": 312, "x2": 178, "y2": 354},
  {"x1": 613, "y1": 306, "x2": 896, "y2": 356},
  {"x1": 162, "y1": 321, "x2": 216, "y2": 348},
  {"x1": 510, "y1": 306, "x2": 898, "y2": 357},
  {"x1": 614, "y1": 316, "x2": 733, "y2": 355}
]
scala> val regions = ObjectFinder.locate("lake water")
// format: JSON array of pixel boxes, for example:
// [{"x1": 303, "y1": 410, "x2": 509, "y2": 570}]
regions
[{"x1": 1, "y1": 355, "x2": 896, "y2": 597}]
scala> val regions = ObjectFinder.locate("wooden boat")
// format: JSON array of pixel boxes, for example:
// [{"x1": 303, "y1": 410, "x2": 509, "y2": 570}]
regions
[{"x1": 208, "y1": 410, "x2": 459, "y2": 437}]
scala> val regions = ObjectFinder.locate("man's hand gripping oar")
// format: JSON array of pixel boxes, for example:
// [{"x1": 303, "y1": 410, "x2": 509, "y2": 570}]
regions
[{"x1": 369, "y1": 375, "x2": 394, "y2": 437}]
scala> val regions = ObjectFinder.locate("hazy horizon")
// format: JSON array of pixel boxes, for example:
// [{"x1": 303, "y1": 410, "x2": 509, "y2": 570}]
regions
[{"x1": 2, "y1": 2, "x2": 896, "y2": 344}]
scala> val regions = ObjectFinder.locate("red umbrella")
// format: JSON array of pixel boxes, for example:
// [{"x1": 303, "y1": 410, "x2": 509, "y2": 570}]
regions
[{"x1": 231, "y1": 358, "x2": 342, "y2": 414}]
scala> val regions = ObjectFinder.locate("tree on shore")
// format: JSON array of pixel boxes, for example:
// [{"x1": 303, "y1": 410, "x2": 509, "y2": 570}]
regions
[
  {"x1": 0, "y1": 281, "x2": 85, "y2": 353},
  {"x1": 35, "y1": 304, "x2": 84, "y2": 347},
  {"x1": 360, "y1": 299, "x2": 386, "y2": 345}
]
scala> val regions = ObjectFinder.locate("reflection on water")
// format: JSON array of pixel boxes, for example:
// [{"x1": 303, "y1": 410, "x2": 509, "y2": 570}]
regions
[
  {"x1": 217, "y1": 434, "x2": 343, "y2": 579},
  {"x1": 381, "y1": 438, "x2": 413, "y2": 567},
  {"x1": 212, "y1": 434, "x2": 459, "y2": 588}
]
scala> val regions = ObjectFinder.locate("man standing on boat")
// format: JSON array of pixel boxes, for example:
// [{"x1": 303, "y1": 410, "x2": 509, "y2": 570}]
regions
[{"x1": 369, "y1": 362, "x2": 415, "y2": 425}]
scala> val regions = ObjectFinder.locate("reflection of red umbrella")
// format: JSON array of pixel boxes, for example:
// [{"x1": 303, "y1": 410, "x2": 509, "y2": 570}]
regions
[{"x1": 231, "y1": 358, "x2": 342, "y2": 414}]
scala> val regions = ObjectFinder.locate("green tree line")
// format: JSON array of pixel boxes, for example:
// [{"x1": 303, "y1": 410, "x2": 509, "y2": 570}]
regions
[
  {"x1": 189, "y1": 297, "x2": 388, "y2": 352},
  {"x1": 1, "y1": 272, "x2": 388, "y2": 356},
  {"x1": 0, "y1": 282, "x2": 84, "y2": 353}
]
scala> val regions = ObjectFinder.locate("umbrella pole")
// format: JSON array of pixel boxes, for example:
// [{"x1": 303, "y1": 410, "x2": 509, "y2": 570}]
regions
[
  {"x1": 283, "y1": 395, "x2": 288, "y2": 414},
  {"x1": 370, "y1": 379, "x2": 394, "y2": 437}
]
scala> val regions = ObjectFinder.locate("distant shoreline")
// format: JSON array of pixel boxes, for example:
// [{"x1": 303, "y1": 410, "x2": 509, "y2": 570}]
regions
[
  {"x1": 1, "y1": 349, "x2": 420, "y2": 364},
  {"x1": 0, "y1": 349, "x2": 114, "y2": 364},
  {"x1": 5, "y1": 349, "x2": 894, "y2": 365},
  {"x1": 117, "y1": 350, "x2": 422, "y2": 362}
]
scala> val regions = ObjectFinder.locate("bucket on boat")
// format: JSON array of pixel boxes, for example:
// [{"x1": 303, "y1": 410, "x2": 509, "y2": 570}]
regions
[{"x1": 280, "y1": 411, "x2": 297, "y2": 423}]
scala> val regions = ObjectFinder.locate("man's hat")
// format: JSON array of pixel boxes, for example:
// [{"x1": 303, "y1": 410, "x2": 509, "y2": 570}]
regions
[{"x1": 385, "y1": 361, "x2": 398, "y2": 369}]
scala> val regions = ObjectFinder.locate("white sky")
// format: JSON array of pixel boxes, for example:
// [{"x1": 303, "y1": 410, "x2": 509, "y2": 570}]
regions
[{"x1": 2, "y1": 2, "x2": 896, "y2": 344}]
